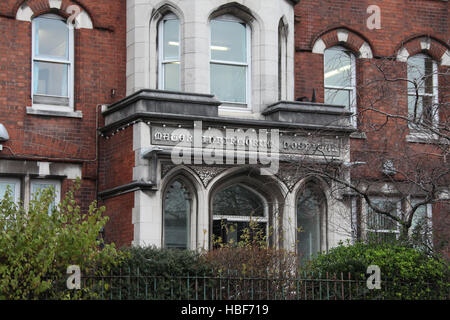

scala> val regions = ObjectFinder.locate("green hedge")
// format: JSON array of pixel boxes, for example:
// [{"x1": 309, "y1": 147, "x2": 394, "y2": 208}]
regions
[
  {"x1": 116, "y1": 246, "x2": 212, "y2": 276},
  {"x1": 304, "y1": 242, "x2": 449, "y2": 299},
  {"x1": 100, "y1": 247, "x2": 213, "y2": 299}
]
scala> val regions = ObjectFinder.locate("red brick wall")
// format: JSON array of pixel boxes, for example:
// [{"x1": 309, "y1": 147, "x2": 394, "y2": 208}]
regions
[
  {"x1": 294, "y1": 0, "x2": 449, "y2": 255},
  {"x1": 98, "y1": 125, "x2": 134, "y2": 192},
  {"x1": 294, "y1": 0, "x2": 448, "y2": 56},
  {"x1": 294, "y1": 0, "x2": 449, "y2": 168},
  {"x1": 0, "y1": 0, "x2": 127, "y2": 241},
  {"x1": 102, "y1": 192, "x2": 134, "y2": 249},
  {"x1": 97, "y1": 124, "x2": 135, "y2": 246}
]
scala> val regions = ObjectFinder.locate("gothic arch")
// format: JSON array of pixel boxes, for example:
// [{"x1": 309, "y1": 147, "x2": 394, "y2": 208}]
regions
[
  {"x1": 293, "y1": 176, "x2": 329, "y2": 260},
  {"x1": 161, "y1": 167, "x2": 201, "y2": 249},
  {"x1": 208, "y1": 166, "x2": 287, "y2": 248},
  {"x1": 150, "y1": 1, "x2": 185, "y2": 24}
]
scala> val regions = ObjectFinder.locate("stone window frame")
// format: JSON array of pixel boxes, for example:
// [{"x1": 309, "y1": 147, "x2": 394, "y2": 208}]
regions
[
  {"x1": 295, "y1": 180, "x2": 328, "y2": 259},
  {"x1": 211, "y1": 182, "x2": 269, "y2": 246},
  {"x1": 158, "y1": 13, "x2": 181, "y2": 91},
  {"x1": 161, "y1": 175, "x2": 198, "y2": 250}
]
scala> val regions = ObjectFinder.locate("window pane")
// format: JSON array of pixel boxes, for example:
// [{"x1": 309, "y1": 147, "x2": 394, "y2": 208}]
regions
[
  {"x1": 163, "y1": 62, "x2": 180, "y2": 91},
  {"x1": 35, "y1": 18, "x2": 69, "y2": 59},
  {"x1": 31, "y1": 182, "x2": 59, "y2": 213},
  {"x1": 297, "y1": 184, "x2": 324, "y2": 261},
  {"x1": 408, "y1": 95, "x2": 423, "y2": 120},
  {"x1": 33, "y1": 62, "x2": 68, "y2": 97},
  {"x1": 408, "y1": 55, "x2": 434, "y2": 95},
  {"x1": 0, "y1": 181, "x2": 17, "y2": 203},
  {"x1": 213, "y1": 220, "x2": 266, "y2": 247},
  {"x1": 164, "y1": 181, "x2": 190, "y2": 249},
  {"x1": 213, "y1": 185, "x2": 264, "y2": 217},
  {"x1": 211, "y1": 19, "x2": 247, "y2": 63},
  {"x1": 408, "y1": 95, "x2": 433, "y2": 125},
  {"x1": 367, "y1": 231, "x2": 397, "y2": 244},
  {"x1": 324, "y1": 48, "x2": 352, "y2": 87},
  {"x1": 411, "y1": 203, "x2": 427, "y2": 230},
  {"x1": 163, "y1": 19, "x2": 180, "y2": 60},
  {"x1": 325, "y1": 88, "x2": 351, "y2": 108},
  {"x1": 211, "y1": 63, "x2": 246, "y2": 103},
  {"x1": 367, "y1": 199, "x2": 398, "y2": 231}
]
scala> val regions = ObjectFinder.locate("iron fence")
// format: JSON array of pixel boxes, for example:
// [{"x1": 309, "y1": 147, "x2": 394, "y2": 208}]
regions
[{"x1": 44, "y1": 269, "x2": 449, "y2": 300}]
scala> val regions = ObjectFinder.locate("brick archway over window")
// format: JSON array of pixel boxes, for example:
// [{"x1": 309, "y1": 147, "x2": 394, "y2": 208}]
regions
[
  {"x1": 15, "y1": 0, "x2": 93, "y2": 29},
  {"x1": 311, "y1": 28, "x2": 373, "y2": 59},
  {"x1": 396, "y1": 36, "x2": 450, "y2": 66}
]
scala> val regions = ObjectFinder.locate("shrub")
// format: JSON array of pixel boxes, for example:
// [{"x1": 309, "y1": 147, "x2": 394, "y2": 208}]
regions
[
  {"x1": 201, "y1": 246, "x2": 297, "y2": 278},
  {"x1": 0, "y1": 178, "x2": 125, "y2": 300},
  {"x1": 202, "y1": 220, "x2": 298, "y2": 299},
  {"x1": 117, "y1": 246, "x2": 212, "y2": 276},
  {"x1": 106, "y1": 246, "x2": 213, "y2": 299},
  {"x1": 304, "y1": 241, "x2": 449, "y2": 299}
]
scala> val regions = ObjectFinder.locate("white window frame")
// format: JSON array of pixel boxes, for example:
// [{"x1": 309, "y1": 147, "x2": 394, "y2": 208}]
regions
[
  {"x1": 210, "y1": 15, "x2": 252, "y2": 111},
  {"x1": 407, "y1": 54, "x2": 439, "y2": 130},
  {"x1": 324, "y1": 46, "x2": 357, "y2": 126},
  {"x1": 0, "y1": 177, "x2": 21, "y2": 204},
  {"x1": 364, "y1": 197, "x2": 401, "y2": 241},
  {"x1": 31, "y1": 14, "x2": 74, "y2": 111},
  {"x1": 212, "y1": 184, "x2": 268, "y2": 244},
  {"x1": 158, "y1": 13, "x2": 181, "y2": 91},
  {"x1": 409, "y1": 199, "x2": 433, "y2": 238},
  {"x1": 30, "y1": 179, "x2": 61, "y2": 207}
]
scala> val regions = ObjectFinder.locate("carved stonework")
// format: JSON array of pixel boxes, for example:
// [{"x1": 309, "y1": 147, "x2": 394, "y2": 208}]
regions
[
  {"x1": 160, "y1": 162, "x2": 228, "y2": 188},
  {"x1": 186, "y1": 165, "x2": 228, "y2": 188},
  {"x1": 161, "y1": 162, "x2": 177, "y2": 179},
  {"x1": 275, "y1": 165, "x2": 304, "y2": 191}
]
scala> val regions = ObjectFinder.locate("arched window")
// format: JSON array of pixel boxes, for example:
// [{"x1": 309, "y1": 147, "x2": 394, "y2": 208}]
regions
[
  {"x1": 210, "y1": 15, "x2": 250, "y2": 108},
  {"x1": 212, "y1": 184, "x2": 267, "y2": 246},
  {"x1": 278, "y1": 18, "x2": 288, "y2": 101},
  {"x1": 163, "y1": 179, "x2": 191, "y2": 249},
  {"x1": 324, "y1": 46, "x2": 356, "y2": 123},
  {"x1": 296, "y1": 183, "x2": 326, "y2": 262},
  {"x1": 407, "y1": 54, "x2": 438, "y2": 127},
  {"x1": 32, "y1": 14, "x2": 74, "y2": 108},
  {"x1": 158, "y1": 13, "x2": 181, "y2": 91}
]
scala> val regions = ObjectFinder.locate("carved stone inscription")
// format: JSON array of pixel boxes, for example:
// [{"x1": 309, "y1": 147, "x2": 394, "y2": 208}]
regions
[{"x1": 151, "y1": 125, "x2": 341, "y2": 157}]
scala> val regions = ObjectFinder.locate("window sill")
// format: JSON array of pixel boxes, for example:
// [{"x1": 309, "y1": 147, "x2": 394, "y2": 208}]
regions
[
  {"x1": 26, "y1": 106, "x2": 83, "y2": 119},
  {"x1": 350, "y1": 131, "x2": 367, "y2": 139},
  {"x1": 219, "y1": 103, "x2": 251, "y2": 112},
  {"x1": 406, "y1": 131, "x2": 441, "y2": 144}
]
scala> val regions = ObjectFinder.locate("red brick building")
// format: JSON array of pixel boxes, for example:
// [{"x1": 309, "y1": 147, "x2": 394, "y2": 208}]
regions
[
  {"x1": 0, "y1": 0, "x2": 448, "y2": 257},
  {"x1": 0, "y1": 0, "x2": 126, "y2": 214}
]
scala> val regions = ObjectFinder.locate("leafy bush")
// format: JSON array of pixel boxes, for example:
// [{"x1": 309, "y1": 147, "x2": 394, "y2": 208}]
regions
[
  {"x1": 117, "y1": 246, "x2": 212, "y2": 276},
  {"x1": 0, "y1": 179, "x2": 125, "y2": 300},
  {"x1": 105, "y1": 246, "x2": 213, "y2": 299},
  {"x1": 304, "y1": 241, "x2": 449, "y2": 299},
  {"x1": 201, "y1": 246, "x2": 297, "y2": 278}
]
